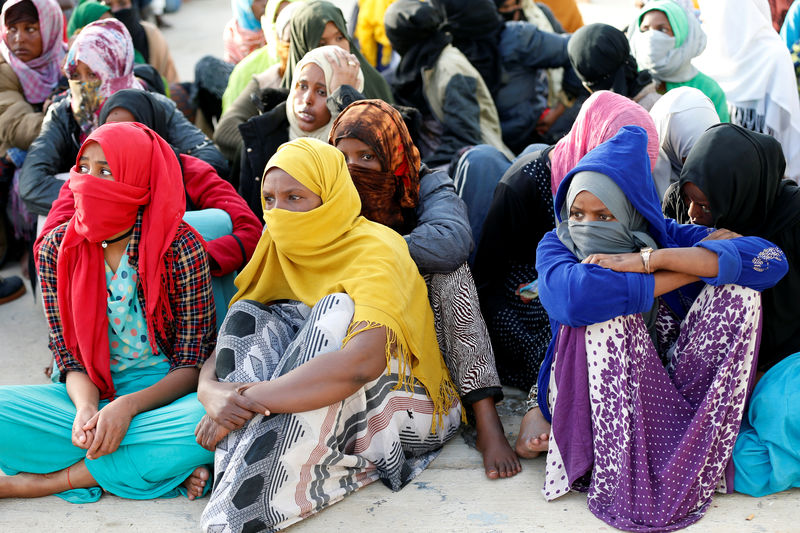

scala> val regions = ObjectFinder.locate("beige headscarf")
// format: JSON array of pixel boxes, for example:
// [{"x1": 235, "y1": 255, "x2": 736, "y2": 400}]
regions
[{"x1": 286, "y1": 45, "x2": 365, "y2": 141}]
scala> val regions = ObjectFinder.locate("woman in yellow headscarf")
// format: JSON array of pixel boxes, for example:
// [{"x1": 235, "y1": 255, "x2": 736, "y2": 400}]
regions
[{"x1": 196, "y1": 137, "x2": 461, "y2": 532}]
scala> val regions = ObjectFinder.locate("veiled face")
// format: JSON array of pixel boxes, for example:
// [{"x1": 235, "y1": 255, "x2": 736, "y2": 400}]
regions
[
  {"x1": 336, "y1": 137, "x2": 381, "y2": 172},
  {"x1": 77, "y1": 141, "x2": 115, "y2": 181},
  {"x1": 262, "y1": 167, "x2": 322, "y2": 212}
]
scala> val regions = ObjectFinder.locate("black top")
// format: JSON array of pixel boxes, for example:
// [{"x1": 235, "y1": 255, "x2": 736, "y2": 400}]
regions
[
  {"x1": 678, "y1": 123, "x2": 800, "y2": 369},
  {"x1": 384, "y1": 0, "x2": 451, "y2": 112},
  {"x1": 472, "y1": 147, "x2": 556, "y2": 314}
]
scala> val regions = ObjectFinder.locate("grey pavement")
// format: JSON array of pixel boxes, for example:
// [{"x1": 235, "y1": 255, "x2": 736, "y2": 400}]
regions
[{"x1": 1, "y1": 0, "x2": 798, "y2": 531}]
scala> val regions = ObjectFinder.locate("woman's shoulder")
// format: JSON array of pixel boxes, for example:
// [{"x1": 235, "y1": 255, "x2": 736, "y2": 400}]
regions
[
  {"x1": 0, "y1": 56, "x2": 22, "y2": 90},
  {"x1": 38, "y1": 222, "x2": 69, "y2": 261}
]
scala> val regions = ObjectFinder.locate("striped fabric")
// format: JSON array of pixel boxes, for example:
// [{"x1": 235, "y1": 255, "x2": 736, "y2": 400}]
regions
[
  {"x1": 424, "y1": 263, "x2": 503, "y2": 405},
  {"x1": 201, "y1": 294, "x2": 461, "y2": 532}
]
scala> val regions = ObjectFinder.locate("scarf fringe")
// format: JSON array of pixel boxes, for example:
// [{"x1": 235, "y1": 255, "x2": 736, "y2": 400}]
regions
[{"x1": 342, "y1": 321, "x2": 463, "y2": 431}]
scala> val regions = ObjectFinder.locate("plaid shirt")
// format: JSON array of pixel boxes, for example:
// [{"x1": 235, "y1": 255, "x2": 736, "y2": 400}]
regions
[{"x1": 39, "y1": 211, "x2": 216, "y2": 378}]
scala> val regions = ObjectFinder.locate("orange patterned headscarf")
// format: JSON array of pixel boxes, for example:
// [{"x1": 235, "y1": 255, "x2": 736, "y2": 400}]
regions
[{"x1": 329, "y1": 99, "x2": 421, "y2": 233}]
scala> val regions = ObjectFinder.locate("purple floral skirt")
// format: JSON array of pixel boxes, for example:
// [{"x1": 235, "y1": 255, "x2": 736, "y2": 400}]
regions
[{"x1": 544, "y1": 284, "x2": 761, "y2": 532}]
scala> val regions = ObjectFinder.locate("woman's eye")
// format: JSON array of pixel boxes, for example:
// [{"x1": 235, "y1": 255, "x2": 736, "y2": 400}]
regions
[
  {"x1": 317, "y1": 89, "x2": 327, "y2": 97},
  {"x1": 78, "y1": 164, "x2": 89, "y2": 173},
  {"x1": 263, "y1": 195, "x2": 274, "y2": 203},
  {"x1": 288, "y1": 194, "x2": 301, "y2": 201},
  {"x1": 101, "y1": 168, "x2": 112, "y2": 176}
]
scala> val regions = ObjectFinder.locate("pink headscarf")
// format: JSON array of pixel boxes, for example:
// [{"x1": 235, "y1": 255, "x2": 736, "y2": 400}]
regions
[
  {"x1": 550, "y1": 91, "x2": 659, "y2": 194},
  {"x1": 64, "y1": 19, "x2": 143, "y2": 137},
  {"x1": 64, "y1": 18, "x2": 142, "y2": 94},
  {"x1": 0, "y1": 0, "x2": 67, "y2": 104}
]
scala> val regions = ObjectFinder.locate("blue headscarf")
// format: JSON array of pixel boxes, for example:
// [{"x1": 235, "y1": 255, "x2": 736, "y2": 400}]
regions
[
  {"x1": 232, "y1": 0, "x2": 261, "y2": 31},
  {"x1": 554, "y1": 125, "x2": 676, "y2": 250}
]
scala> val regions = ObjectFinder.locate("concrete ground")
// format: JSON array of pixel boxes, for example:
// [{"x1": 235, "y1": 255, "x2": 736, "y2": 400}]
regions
[{"x1": 1, "y1": 0, "x2": 799, "y2": 531}]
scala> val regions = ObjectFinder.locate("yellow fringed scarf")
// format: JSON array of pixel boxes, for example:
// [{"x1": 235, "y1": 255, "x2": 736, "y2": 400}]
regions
[{"x1": 231, "y1": 138, "x2": 459, "y2": 428}]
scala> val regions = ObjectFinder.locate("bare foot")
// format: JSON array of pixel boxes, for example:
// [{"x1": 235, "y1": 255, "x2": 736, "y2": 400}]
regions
[
  {"x1": 195, "y1": 414, "x2": 230, "y2": 451},
  {"x1": 182, "y1": 466, "x2": 210, "y2": 500},
  {"x1": 472, "y1": 398, "x2": 521, "y2": 479},
  {"x1": 514, "y1": 406, "x2": 551, "y2": 459}
]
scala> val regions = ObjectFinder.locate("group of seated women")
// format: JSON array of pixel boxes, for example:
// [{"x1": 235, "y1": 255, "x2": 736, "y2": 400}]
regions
[{"x1": 1, "y1": 0, "x2": 800, "y2": 531}]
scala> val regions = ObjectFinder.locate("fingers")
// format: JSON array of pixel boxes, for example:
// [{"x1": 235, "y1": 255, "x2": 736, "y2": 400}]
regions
[
  {"x1": 233, "y1": 394, "x2": 270, "y2": 416},
  {"x1": 86, "y1": 424, "x2": 105, "y2": 459},
  {"x1": 82, "y1": 412, "x2": 99, "y2": 431}
]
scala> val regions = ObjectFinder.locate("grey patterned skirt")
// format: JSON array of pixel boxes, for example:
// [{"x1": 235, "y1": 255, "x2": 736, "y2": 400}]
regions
[{"x1": 201, "y1": 294, "x2": 462, "y2": 533}]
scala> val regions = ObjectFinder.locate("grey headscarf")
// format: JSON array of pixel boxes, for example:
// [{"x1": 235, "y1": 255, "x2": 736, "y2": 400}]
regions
[
  {"x1": 627, "y1": 0, "x2": 706, "y2": 83},
  {"x1": 557, "y1": 171, "x2": 660, "y2": 339}
]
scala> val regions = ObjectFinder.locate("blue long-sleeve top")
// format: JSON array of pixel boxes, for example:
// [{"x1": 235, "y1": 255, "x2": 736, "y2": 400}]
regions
[
  {"x1": 536, "y1": 223, "x2": 787, "y2": 329},
  {"x1": 534, "y1": 125, "x2": 788, "y2": 421}
]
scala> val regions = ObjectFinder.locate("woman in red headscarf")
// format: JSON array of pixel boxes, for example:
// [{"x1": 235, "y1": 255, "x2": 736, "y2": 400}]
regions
[{"x1": 0, "y1": 122, "x2": 218, "y2": 503}]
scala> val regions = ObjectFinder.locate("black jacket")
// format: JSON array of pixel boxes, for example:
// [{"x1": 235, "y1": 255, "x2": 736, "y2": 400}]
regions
[{"x1": 20, "y1": 92, "x2": 228, "y2": 216}]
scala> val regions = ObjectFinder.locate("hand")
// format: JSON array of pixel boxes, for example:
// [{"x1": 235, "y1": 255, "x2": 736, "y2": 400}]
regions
[
  {"x1": 84, "y1": 396, "x2": 136, "y2": 460},
  {"x1": 72, "y1": 406, "x2": 98, "y2": 449},
  {"x1": 197, "y1": 380, "x2": 270, "y2": 431},
  {"x1": 701, "y1": 228, "x2": 742, "y2": 241},
  {"x1": 515, "y1": 282, "x2": 537, "y2": 304},
  {"x1": 325, "y1": 47, "x2": 361, "y2": 93},
  {"x1": 194, "y1": 414, "x2": 232, "y2": 451},
  {"x1": 582, "y1": 252, "x2": 647, "y2": 273},
  {"x1": 535, "y1": 103, "x2": 565, "y2": 136}
]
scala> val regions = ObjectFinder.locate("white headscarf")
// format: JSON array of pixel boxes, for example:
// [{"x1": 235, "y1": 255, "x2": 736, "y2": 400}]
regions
[
  {"x1": 694, "y1": 0, "x2": 800, "y2": 181},
  {"x1": 286, "y1": 45, "x2": 365, "y2": 141},
  {"x1": 649, "y1": 87, "x2": 719, "y2": 196}
]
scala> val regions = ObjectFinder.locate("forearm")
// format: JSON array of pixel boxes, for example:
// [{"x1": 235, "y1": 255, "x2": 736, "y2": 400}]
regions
[
  {"x1": 197, "y1": 350, "x2": 220, "y2": 402},
  {"x1": 243, "y1": 354, "x2": 383, "y2": 413},
  {"x1": 650, "y1": 247, "x2": 719, "y2": 278},
  {"x1": 243, "y1": 327, "x2": 388, "y2": 414},
  {"x1": 653, "y1": 271, "x2": 700, "y2": 297},
  {"x1": 66, "y1": 371, "x2": 100, "y2": 411},
  {"x1": 119, "y1": 367, "x2": 199, "y2": 415}
]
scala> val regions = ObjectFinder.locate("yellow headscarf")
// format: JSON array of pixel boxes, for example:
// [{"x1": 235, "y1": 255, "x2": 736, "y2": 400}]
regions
[{"x1": 232, "y1": 138, "x2": 459, "y2": 427}]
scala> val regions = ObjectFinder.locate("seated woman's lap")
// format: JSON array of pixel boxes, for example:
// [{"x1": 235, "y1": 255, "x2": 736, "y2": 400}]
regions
[{"x1": 0, "y1": 383, "x2": 212, "y2": 492}]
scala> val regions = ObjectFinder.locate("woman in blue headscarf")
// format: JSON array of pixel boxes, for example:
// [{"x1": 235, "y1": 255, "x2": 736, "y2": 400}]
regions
[
  {"x1": 522, "y1": 125, "x2": 786, "y2": 531},
  {"x1": 223, "y1": 0, "x2": 267, "y2": 64}
]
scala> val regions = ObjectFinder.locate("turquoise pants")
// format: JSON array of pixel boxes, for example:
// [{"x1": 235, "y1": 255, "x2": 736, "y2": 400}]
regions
[
  {"x1": 0, "y1": 369, "x2": 213, "y2": 503},
  {"x1": 733, "y1": 352, "x2": 800, "y2": 496}
]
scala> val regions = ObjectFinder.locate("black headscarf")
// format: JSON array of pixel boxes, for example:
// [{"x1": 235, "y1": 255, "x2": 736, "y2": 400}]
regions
[
  {"x1": 99, "y1": 89, "x2": 169, "y2": 139},
  {"x1": 113, "y1": 7, "x2": 149, "y2": 63},
  {"x1": 679, "y1": 123, "x2": 800, "y2": 370},
  {"x1": 384, "y1": 0, "x2": 451, "y2": 111},
  {"x1": 567, "y1": 23, "x2": 651, "y2": 98},
  {"x1": 433, "y1": 0, "x2": 504, "y2": 94}
]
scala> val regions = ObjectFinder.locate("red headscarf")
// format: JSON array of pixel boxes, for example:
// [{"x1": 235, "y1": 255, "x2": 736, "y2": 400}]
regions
[
  {"x1": 549, "y1": 90, "x2": 659, "y2": 194},
  {"x1": 56, "y1": 122, "x2": 185, "y2": 400}
]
